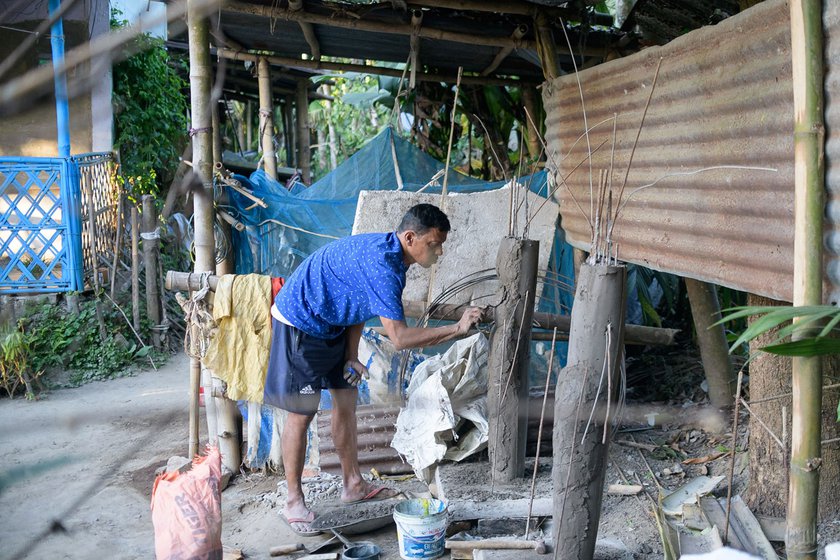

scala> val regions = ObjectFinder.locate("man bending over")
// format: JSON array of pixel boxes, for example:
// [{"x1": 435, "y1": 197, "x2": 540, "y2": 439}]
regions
[{"x1": 267, "y1": 203, "x2": 482, "y2": 535}]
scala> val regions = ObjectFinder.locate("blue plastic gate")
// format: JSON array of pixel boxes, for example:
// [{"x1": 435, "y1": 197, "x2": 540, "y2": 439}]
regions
[{"x1": 0, "y1": 153, "x2": 115, "y2": 294}]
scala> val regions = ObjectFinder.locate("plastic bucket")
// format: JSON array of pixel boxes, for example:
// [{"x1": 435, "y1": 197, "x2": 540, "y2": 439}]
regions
[{"x1": 393, "y1": 498, "x2": 448, "y2": 560}]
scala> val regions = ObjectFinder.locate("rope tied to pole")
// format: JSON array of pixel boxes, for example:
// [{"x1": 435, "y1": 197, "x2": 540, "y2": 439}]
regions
[
  {"x1": 189, "y1": 126, "x2": 212, "y2": 137},
  {"x1": 176, "y1": 272, "x2": 216, "y2": 359}
]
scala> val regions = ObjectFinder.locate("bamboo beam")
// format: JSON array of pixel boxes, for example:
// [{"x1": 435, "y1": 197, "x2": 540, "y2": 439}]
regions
[
  {"x1": 289, "y1": 0, "x2": 321, "y2": 61},
  {"x1": 409, "y1": 10, "x2": 422, "y2": 90},
  {"x1": 216, "y1": 47, "x2": 534, "y2": 87},
  {"x1": 165, "y1": 271, "x2": 678, "y2": 348},
  {"x1": 481, "y1": 25, "x2": 528, "y2": 76},
  {"x1": 222, "y1": 74, "x2": 332, "y2": 100},
  {"x1": 534, "y1": 11, "x2": 560, "y2": 81},
  {"x1": 226, "y1": 1, "x2": 542, "y2": 51},
  {"x1": 786, "y1": 0, "x2": 825, "y2": 557},
  {"x1": 402, "y1": 300, "x2": 677, "y2": 346},
  {"x1": 406, "y1": 0, "x2": 563, "y2": 18}
]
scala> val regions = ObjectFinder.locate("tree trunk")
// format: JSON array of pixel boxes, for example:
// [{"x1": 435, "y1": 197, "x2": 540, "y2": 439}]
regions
[
  {"x1": 685, "y1": 278, "x2": 735, "y2": 408},
  {"x1": 744, "y1": 294, "x2": 840, "y2": 518}
]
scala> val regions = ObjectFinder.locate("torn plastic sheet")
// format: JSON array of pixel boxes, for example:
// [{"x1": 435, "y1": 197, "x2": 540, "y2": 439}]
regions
[{"x1": 391, "y1": 333, "x2": 489, "y2": 482}]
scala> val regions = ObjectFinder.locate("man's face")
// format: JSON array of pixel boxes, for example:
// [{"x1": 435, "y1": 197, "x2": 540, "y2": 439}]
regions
[{"x1": 407, "y1": 228, "x2": 448, "y2": 268}]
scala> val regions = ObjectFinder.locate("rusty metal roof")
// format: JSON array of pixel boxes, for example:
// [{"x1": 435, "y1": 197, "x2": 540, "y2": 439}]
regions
[
  {"x1": 172, "y1": 0, "x2": 638, "y2": 84},
  {"x1": 542, "y1": 0, "x2": 840, "y2": 303}
]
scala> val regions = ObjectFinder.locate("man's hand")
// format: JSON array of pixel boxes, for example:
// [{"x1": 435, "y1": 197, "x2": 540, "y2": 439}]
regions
[
  {"x1": 343, "y1": 359, "x2": 369, "y2": 387},
  {"x1": 456, "y1": 307, "x2": 484, "y2": 336}
]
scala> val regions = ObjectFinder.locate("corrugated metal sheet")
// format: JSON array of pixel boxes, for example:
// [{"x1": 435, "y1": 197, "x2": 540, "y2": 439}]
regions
[
  {"x1": 543, "y1": 0, "x2": 840, "y2": 303},
  {"x1": 824, "y1": 1, "x2": 840, "y2": 305},
  {"x1": 317, "y1": 404, "x2": 411, "y2": 475}
]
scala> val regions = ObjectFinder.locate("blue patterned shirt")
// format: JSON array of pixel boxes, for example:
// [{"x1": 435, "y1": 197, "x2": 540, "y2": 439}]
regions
[{"x1": 275, "y1": 232, "x2": 408, "y2": 339}]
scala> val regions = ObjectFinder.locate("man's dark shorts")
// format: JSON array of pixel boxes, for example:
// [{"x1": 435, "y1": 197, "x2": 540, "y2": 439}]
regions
[{"x1": 264, "y1": 317, "x2": 353, "y2": 415}]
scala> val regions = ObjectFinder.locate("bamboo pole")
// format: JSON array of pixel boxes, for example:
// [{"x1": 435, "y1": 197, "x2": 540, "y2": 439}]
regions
[
  {"x1": 110, "y1": 192, "x2": 123, "y2": 301},
  {"x1": 521, "y1": 86, "x2": 541, "y2": 160},
  {"x1": 246, "y1": 100, "x2": 253, "y2": 151},
  {"x1": 289, "y1": 0, "x2": 321, "y2": 61},
  {"x1": 189, "y1": 0, "x2": 240, "y2": 473},
  {"x1": 131, "y1": 204, "x2": 140, "y2": 331},
  {"x1": 296, "y1": 78, "x2": 311, "y2": 185},
  {"x1": 188, "y1": 0, "x2": 214, "y2": 460},
  {"x1": 211, "y1": 100, "x2": 223, "y2": 166},
  {"x1": 162, "y1": 141, "x2": 193, "y2": 220},
  {"x1": 257, "y1": 57, "x2": 278, "y2": 180},
  {"x1": 534, "y1": 11, "x2": 560, "y2": 81},
  {"x1": 141, "y1": 195, "x2": 162, "y2": 349},
  {"x1": 217, "y1": 48, "x2": 535, "y2": 87},
  {"x1": 284, "y1": 96, "x2": 295, "y2": 168},
  {"x1": 165, "y1": 271, "x2": 678, "y2": 347},
  {"x1": 226, "y1": 1, "x2": 549, "y2": 52},
  {"x1": 786, "y1": 0, "x2": 825, "y2": 557}
]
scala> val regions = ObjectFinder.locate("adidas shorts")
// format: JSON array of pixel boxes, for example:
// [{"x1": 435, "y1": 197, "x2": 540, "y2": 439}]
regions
[{"x1": 263, "y1": 317, "x2": 353, "y2": 415}]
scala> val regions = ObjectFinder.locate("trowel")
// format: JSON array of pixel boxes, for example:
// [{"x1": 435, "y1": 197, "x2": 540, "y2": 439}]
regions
[{"x1": 269, "y1": 534, "x2": 339, "y2": 556}]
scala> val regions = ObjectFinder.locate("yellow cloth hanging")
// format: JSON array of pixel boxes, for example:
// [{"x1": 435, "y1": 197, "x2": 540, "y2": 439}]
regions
[{"x1": 203, "y1": 274, "x2": 272, "y2": 403}]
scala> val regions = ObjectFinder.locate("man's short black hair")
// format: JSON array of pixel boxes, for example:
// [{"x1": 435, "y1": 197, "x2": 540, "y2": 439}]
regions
[{"x1": 397, "y1": 203, "x2": 451, "y2": 234}]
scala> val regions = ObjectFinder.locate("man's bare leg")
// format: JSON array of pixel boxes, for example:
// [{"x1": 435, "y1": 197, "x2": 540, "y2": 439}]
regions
[
  {"x1": 281, "y1": 411, "x2": 316, "y2": 532},
  {"x1": 330, "y1": 388, "x2": 398, "y2": 503}
]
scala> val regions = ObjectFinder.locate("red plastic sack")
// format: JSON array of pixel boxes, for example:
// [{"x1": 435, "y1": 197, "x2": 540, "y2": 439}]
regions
[{"x1": 151, "y1": 445, "x2": 223, "y2": 560}]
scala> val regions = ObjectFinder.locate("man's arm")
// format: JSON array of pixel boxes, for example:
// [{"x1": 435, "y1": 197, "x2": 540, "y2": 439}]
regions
[
  {"x1": 380, "y1": 307, "x2": 483, "y2": 350},
  {"x1": 343, "y1": 322, "x2": 367, "y2": 386},
  {"x1": 344, "y1": 322, "x2": 365, "y2": 362}
]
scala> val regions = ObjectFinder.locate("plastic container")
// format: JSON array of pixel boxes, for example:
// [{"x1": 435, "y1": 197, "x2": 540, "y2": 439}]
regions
[
  {"x1": 341, "y1": 543, "x2": 381, "y2": 560},
  {"x1": 393, "y1": 498, "x2": 448, "y2": 560}
]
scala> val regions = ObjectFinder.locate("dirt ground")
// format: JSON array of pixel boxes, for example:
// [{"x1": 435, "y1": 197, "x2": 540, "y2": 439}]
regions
[{"x1": 1, "y1": 351, "x2": 839, "y2": 560}]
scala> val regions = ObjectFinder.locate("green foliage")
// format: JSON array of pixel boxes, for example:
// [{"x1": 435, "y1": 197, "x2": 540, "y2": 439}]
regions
[
  {"x1": 717, "y1": 305, "x2": 840, "y2": 357},
  {"x1": 0, "y1": 327, "x2": 39, "y2": 399},
  {"x1": 12, "y1": 298, "x2": 156, "y2": 393},
  {"x1": 627, "y1": 264, "x2": 680, "y2": 328},
  {"x1": 309, "y1": 73, "x2": 391, "y2": 179},
  {"x1": 111, "y1": 11, "x2": 188, "y2": 197}
]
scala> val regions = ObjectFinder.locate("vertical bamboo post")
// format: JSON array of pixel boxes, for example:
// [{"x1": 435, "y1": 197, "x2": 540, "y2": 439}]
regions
[
  {"x1": 189, "y1": 0, "x2": 240, "y2": 473},
  {"x1": 534, "y1": 11, "x2": 560, "y2": 81},
  {"x1": 296, "y1": 78, "x2": 312, "y2": 184},
  {"x1": 246, "y1": 100, "x2": 253, "y2": 151},
  {"x1": 188, "y1": 0, "x2": 214, "y2": 459},
  {"x1": 141, "y1": 195, "x2": 162, "y2": 349},
  {"x1": 284, "y1": 95, "x2": 295, "y2": 168},
  {"x1": 521, "y1": 86, "x2": 541, "y2": 160},
  {"x1": 787, "y1": 0, "x2": 825, "y2": 557},
  {"x1": 131, "y1": 204, "x2": 140, "y2": 331},
  {"x1": 685, "y1": 278, "x2": 735, "y2": 408},
  {"x1": 212, "y1": 100, "x2": 223, "y2": 166},
  {"x1": 257, "y1": 57, "x2": 278, "y2": 181},
  {"x1": 110, "y1": 193, "x2": 123, "y2": 301}
]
